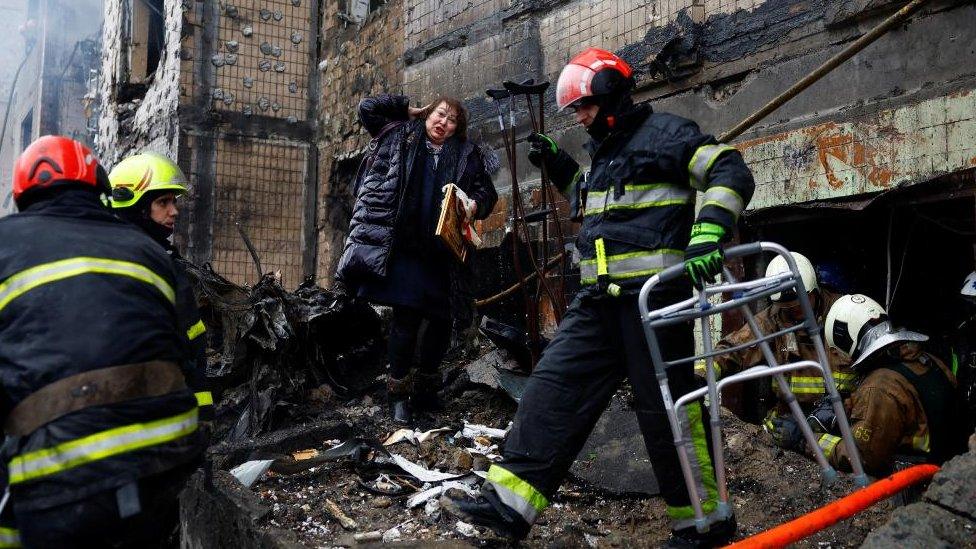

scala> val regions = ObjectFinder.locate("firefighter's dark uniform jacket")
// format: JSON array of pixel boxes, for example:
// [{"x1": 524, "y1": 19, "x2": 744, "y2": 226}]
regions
[
  {"x1": 485, "y1": 104, "x2": 755, "y2": 528},
  {"x1": 811, "y1": 344, "x2": 966, "y2": 476},
  {"x1": 169, "y1": 248, "x2": 213, "y2": 418},
  {"x1": 547, "y1": 103, "x2": 754, "y2": 293},
  {"x1": 118, "y1": 206, "x2": 214, "y2": 419},
  {"x1": 0, "y1": 190, "x2": 203, "y2": 513}
]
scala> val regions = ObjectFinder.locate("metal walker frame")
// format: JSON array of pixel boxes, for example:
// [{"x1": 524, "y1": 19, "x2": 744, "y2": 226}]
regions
[{"x1": 638, "y1": 242, "x2": 869, "y2": 533}]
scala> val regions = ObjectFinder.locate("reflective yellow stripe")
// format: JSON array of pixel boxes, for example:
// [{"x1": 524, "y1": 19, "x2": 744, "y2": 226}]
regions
[
  {"x1": 584, "y1": 183, "x2": 694, "y2": 215},
  {"x1": 701, "y1": 186, "x2": 745, "y2": 219},
  {"x1": 667, "y1": 404, "x2": 718, "y2": 520},
  {"x1": 595, "y1": 238, "x2": 609, "y2": 278},
  {"x1": 195, "y1": 391, "x2": 214, "y2": 407},
  {"x1": 912, "y1": 433, "x2": 930, "y2": 453},
  {"x1": 486, "y1": 464, "x2": 549, "y2": 523},
  {"x1": 561, "y1": 168, "x2": 583, "y2": 195},
  {"x1": 694, "y1": 360, "x2": 721, "y2": 379},
  {"x1": 778, "y1": 373, "x2": 859, "y2": 395},
  {"x1": 0, "y1": 527, "x2": 20, "y2": 548},
  {"x1": 688, "y1": 144, "x2": 737, "y2": 190},
  {"x1": 0, "y1": 257, "x2": 175, "y2": 314},
  {"x1": 186, "y1": 319, "x2": 206, "y2": 341},
  {"x1": 818, "y1": 434, "x2": 842, "y2": 458},
  {"x1": 580, "y1": 249, "x2": 684, "y2": 285},
  {"x1": 833, "y1": 372, "x2": 858, "y2": 392},
  {"x1": 9, "y1": 408, "x2": 198, "y2": 484}
]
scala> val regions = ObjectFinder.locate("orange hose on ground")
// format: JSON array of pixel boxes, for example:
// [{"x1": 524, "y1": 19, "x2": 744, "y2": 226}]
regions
[{"x1": 724, "y1": 464, "x2": 940, "y2": 549}]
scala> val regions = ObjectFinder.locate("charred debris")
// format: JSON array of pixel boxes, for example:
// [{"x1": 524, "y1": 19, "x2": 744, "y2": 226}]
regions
[{"x1": 177, "y1": 261, "x2": 895, "y2": 547}]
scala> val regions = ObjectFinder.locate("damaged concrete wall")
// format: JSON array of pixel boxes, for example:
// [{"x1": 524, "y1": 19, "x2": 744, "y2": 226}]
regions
[
  {"x1": 99, "y1": 0, "x2": 320, "y2": 288},
  {"x1": 188, "y1": 0, "x2": 319, "y2": 287},
  {"x1": 97, "y1": 0, "x2": 185, "y2": 164},
  {"x1": 315, "y1": 0, "x2": 405, "y2": 284},
  {"x1": 367, "y1": 0, "x2": 976, "y2": 249}
]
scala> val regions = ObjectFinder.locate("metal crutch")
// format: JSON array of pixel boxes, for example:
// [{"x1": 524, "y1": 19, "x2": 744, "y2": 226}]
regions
[
  {"x1": 638, "y1": 242, "x2": 869, "y2": 533},
  {"x1": 486, "y1": 87, "x2": 538, "y2": 363}
]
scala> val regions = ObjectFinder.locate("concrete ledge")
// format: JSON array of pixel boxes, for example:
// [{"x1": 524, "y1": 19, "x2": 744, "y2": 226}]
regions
[
  {"x1": 860, "y1": 502, "x2": 976, "y2": 549},
  {"x1": 180, "y1": 470, "x2": 306, "y2": 549},
  {"x1": 861, "y1": 448, "x2": 976, "y2": 548}
]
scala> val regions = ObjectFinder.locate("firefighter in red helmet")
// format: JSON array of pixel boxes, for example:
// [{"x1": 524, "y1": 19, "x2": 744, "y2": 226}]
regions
[
  {"x1": 0, "y1": 136, "x2": 203, "y2": 546},
  {"x1": 445, "y1": 48, "x2": 755, "y2": 547}
]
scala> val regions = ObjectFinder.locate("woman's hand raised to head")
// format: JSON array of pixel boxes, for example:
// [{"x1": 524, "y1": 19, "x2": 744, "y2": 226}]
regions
[{"x1": 408, "y1": 102, "x2": 433, "y2": 120}]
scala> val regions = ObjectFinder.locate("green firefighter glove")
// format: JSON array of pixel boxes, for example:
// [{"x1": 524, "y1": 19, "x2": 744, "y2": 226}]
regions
[
  {"x1": 684, "y1": 222, "x2": 726, "y2": 288},
  {"x1": 527, "y1": 133, "x2": 558, "y2": 168}
]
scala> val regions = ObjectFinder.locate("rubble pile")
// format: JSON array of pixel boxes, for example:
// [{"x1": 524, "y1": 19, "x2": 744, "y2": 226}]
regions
[
  {"x1": 182, "y1": 262, "x2": 384, "y2": 442},
  {"x1": 183, "y1": 330, "x2": 895, "y2": 547}
]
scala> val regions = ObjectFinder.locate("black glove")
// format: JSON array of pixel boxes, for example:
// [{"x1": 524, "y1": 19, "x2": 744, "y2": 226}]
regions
[
  {"x1": 763, "y1": 413, "x2": 804, "y2": 450},
  {"x1": 527, "y1": 133, "x2": 558, "y2": 168},
  {"x1": 806, "y1": 398, "x2": 838, "y2": 434}
]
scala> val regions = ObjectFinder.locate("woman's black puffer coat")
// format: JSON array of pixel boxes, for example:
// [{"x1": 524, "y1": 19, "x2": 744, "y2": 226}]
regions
[{"x1": 336, "y1": 94, "x2": 498, "y2": 309}]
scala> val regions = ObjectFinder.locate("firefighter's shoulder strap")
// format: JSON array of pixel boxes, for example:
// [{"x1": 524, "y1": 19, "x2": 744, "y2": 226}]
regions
[
  {"x1": 4, "y1": 361, "x2": 186, "y2": 436},
  {"x1": 882, "y1": 358, "x2": 965, "y2": 463}
]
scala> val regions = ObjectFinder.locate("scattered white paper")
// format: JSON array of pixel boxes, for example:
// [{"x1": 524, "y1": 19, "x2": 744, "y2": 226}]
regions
[
  {"x1": 405, "y1": 479, "x2": 479, "y2": 508},
  {"x1": 456, "y1": 520, "x2": 479, "y2": 537},
  {"x1": 382, "y1": 526, "x2": 402, "y2": 542},
  {"x1": 383, "y1": 427, "x2": 452, "y2": 446},
  {"x1": 462, "y1": 422, "x2": 509, "y2": 440},
  {"x1": 391, "y1": 454, "x2": 464, "y2": 483},
  {"x1": 230, "y1": 459, "x2": 274, "y2": 488}
]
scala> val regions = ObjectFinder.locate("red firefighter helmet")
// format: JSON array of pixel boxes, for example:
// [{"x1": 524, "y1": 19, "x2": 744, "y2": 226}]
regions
[
  {"x1": 556, "y1": 47, "x2": 634, "y2": 111},
  {"x1": 12, "y1": 135, "x2": 108, "y2": 207}
]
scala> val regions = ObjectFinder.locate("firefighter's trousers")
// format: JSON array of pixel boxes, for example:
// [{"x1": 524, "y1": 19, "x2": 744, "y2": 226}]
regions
[{"x1": 486, "y1": 292, "x2": 720, "y2": 528}]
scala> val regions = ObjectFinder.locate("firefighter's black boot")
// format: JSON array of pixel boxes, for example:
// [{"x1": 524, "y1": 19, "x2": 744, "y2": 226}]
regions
[
  {"x1": 387, "y1": 374, "x2": 413, "y2": 425},
  {"x1": 441, "y1": 485, "x2": 531, "y2": 541},
  {"x1": 664, "y1": 515, "x2": 737, "y2": 548}
]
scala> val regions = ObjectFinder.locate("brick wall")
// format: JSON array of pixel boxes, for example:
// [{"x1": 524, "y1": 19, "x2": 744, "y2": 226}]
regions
[{"x1": 404, "y1": 0, "x2": 508, "y2": 51}]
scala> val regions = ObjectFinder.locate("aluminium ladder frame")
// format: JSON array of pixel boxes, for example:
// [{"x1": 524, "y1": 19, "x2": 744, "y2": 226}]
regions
[{"x1": 637, "y1": 241, "x2": 869, "y2": 533}]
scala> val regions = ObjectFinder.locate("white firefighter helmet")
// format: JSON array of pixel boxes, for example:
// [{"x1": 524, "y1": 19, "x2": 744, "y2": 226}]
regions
[
  {"x1": 765, "y1": 252, "x2": 817, "y2": 301},
  {"x1": 960, "y1": 271, "x2": 976, "y2": 297},
  {"x1": 825, "y1": 294, "x2": 929, "y2": 368}
]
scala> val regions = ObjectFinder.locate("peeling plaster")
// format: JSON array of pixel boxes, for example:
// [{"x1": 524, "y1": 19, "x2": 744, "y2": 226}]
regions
[
  {"x1": 96, "y1": 0, "x2": 185, "y2": 165},
  {"x1": 739, "y1": 90, "x2": 976, "y2": 209}
]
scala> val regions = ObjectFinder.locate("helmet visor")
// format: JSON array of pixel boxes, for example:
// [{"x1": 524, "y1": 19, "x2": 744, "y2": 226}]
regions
[
  {"x1": 556, "y1": 63, "x2": 597, "y2": 111},
  {"x1": 851, "y1": 322, "x2": 929, "y2": 368}
]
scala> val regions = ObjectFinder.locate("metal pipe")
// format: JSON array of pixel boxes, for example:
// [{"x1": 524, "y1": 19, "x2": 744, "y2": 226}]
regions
[
  {"x1": 719, "y1": 0, "x2": 931, "y2": 143},
  {"x1": 475, "y1": 251, "x2": 566, "y2": 308}
]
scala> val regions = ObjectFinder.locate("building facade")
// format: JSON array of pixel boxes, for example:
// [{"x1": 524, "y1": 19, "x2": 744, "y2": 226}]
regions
[
  {"x1": 95, "y1": 0, "x2": 976, "y2": 347},
  {"x1": 0, "y1": 0, "x2": 101, "y2": 215},
  {"x1": 97, "y1": 0, "x2": 320, "y2": 287},
  {"x1": 319, "y1": 0, "x2": 976, "y2": 340}
]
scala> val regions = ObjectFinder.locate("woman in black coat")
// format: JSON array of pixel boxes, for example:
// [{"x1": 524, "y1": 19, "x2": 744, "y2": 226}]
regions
[{"x1": 337, "y1": 94, "x2": 498, "y2": 424}]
